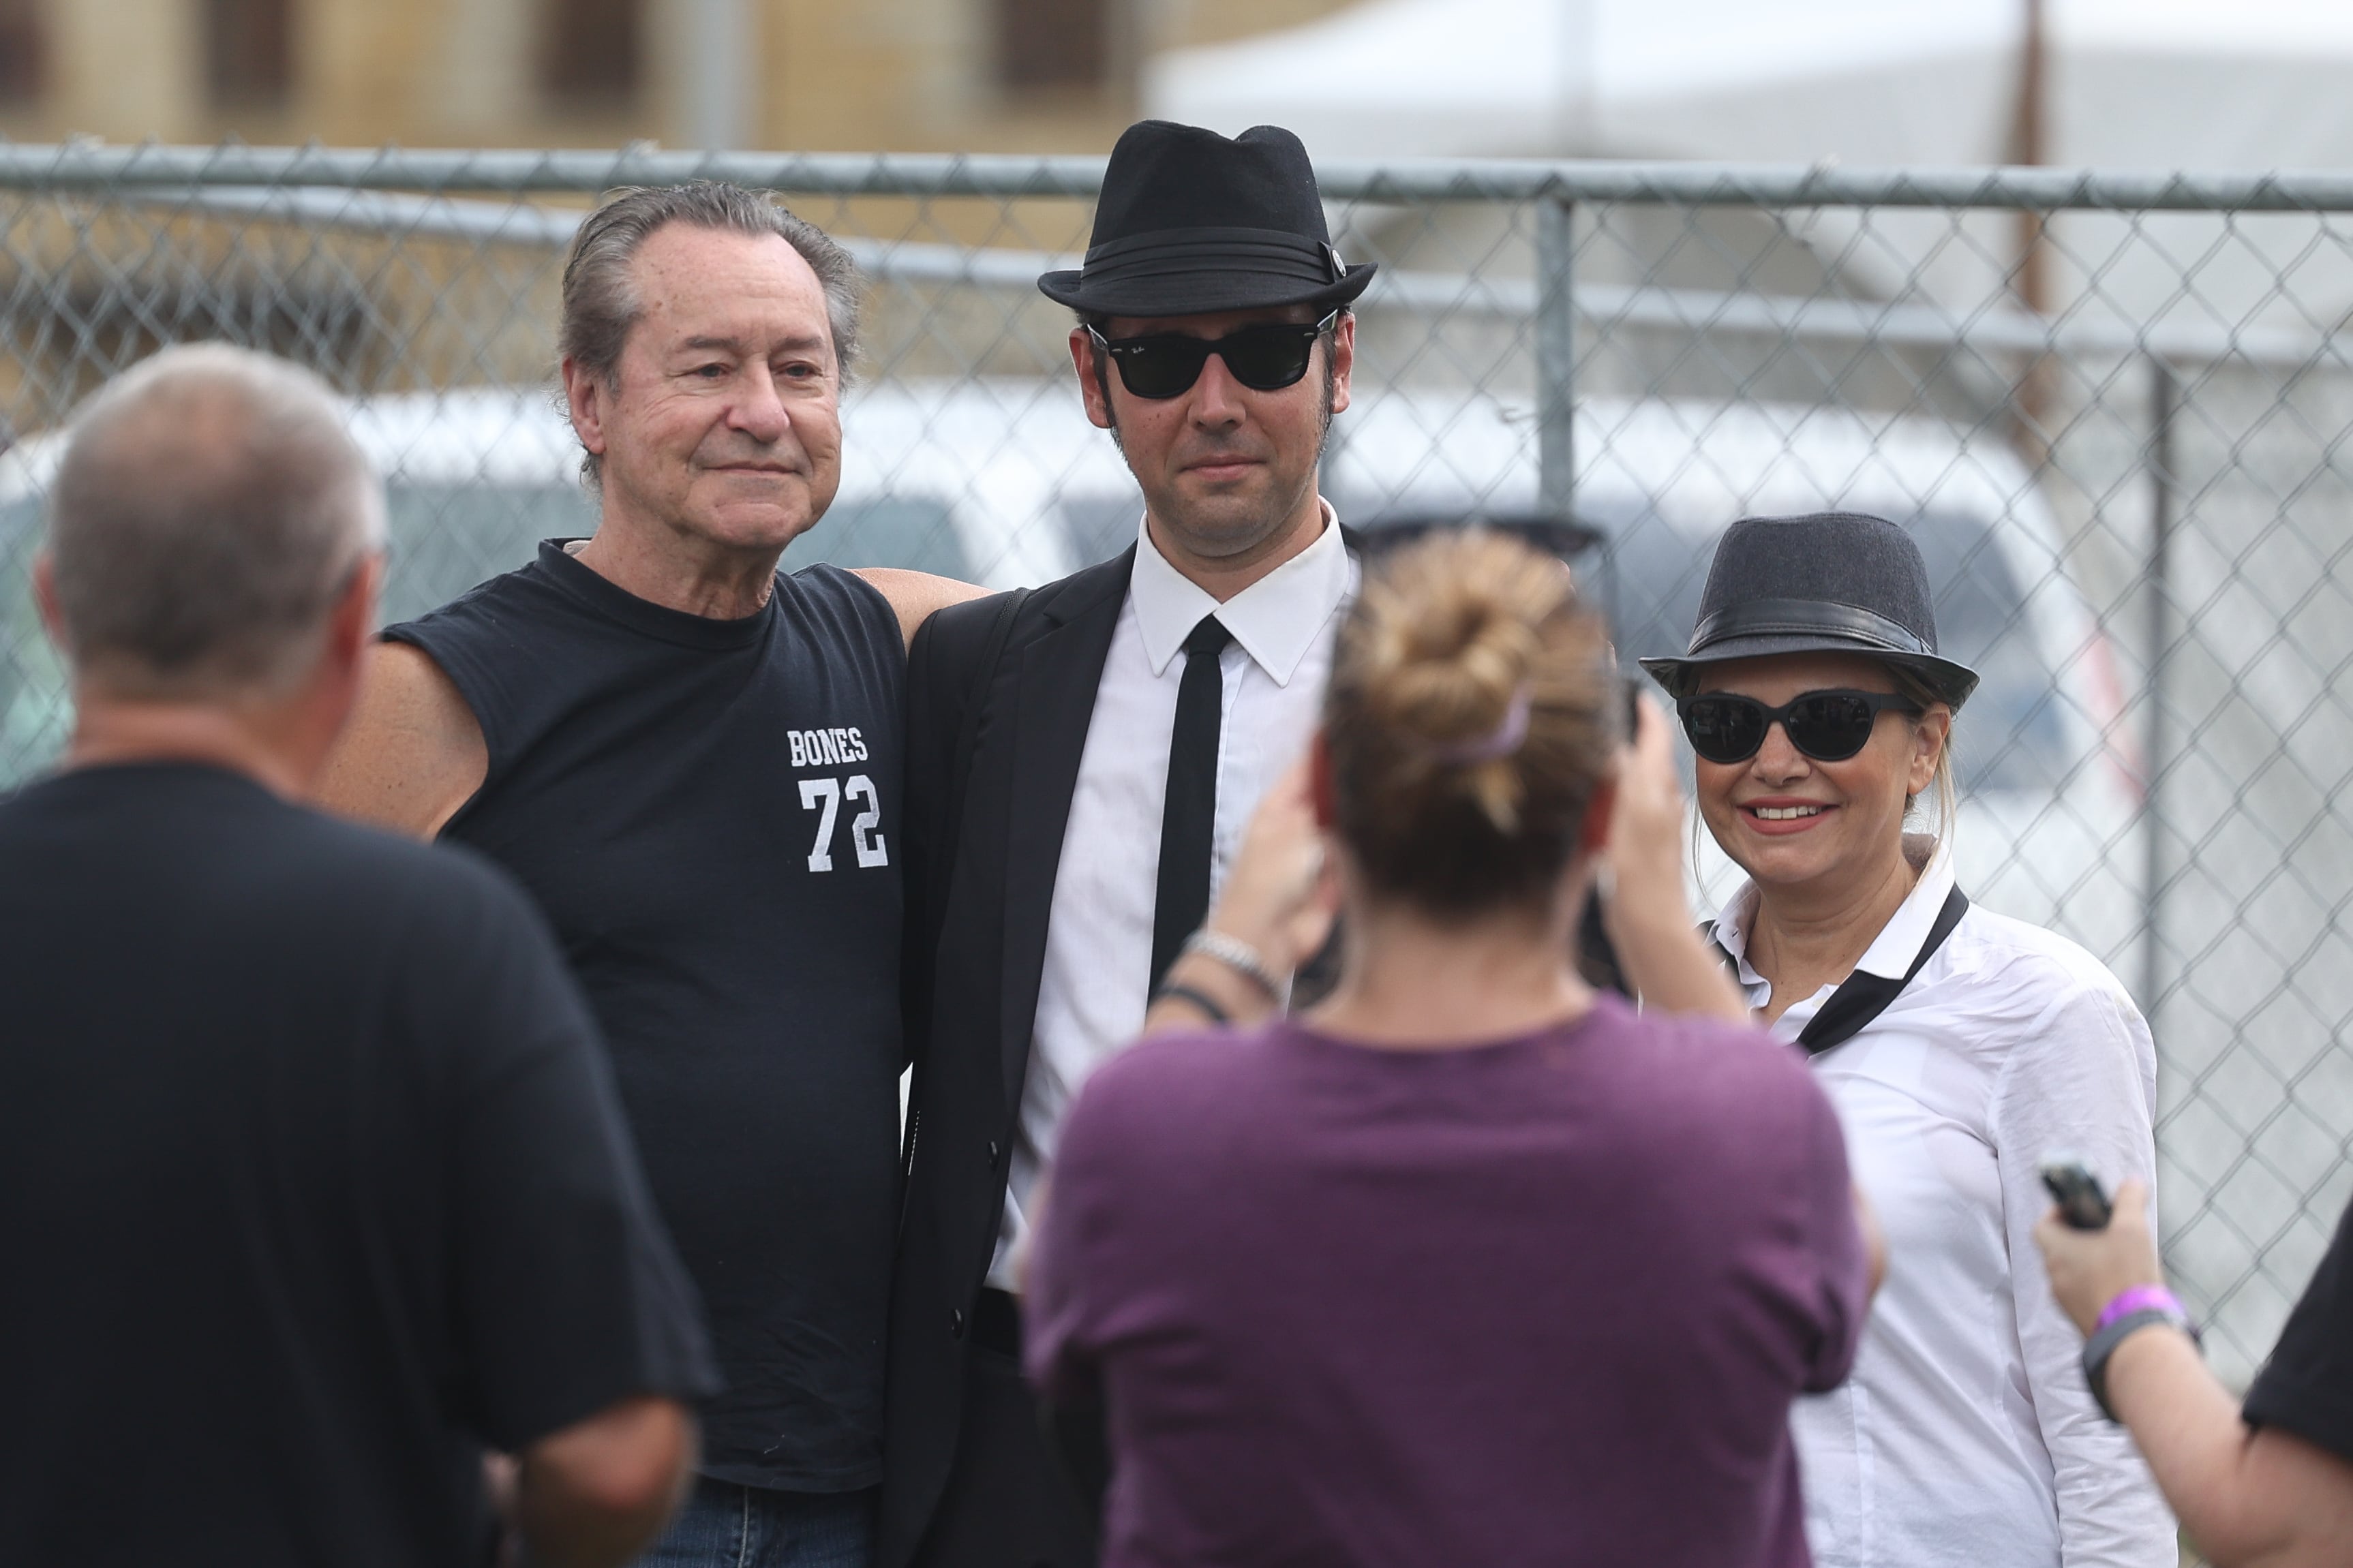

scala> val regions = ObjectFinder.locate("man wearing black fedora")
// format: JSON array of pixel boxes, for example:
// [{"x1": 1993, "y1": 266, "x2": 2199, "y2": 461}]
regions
[{"x1": 877, "y1": 120, "x2": 1373, "y2": 1568}]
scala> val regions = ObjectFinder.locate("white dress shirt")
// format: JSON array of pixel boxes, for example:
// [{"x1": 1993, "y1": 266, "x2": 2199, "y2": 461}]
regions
[
  {"x1": 988, "y1": 508, "x2": 1358, "y2": 1290},
  {"x1": 1711, "y1": 842, "x2": 2175, "y2": 1568}
]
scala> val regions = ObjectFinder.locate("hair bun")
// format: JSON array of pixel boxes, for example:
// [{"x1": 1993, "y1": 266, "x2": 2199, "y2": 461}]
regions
[
  {"x1": 1324, "y1": 529, "x2": 1611, "y2": 918},
  {"x1": 1357, "y1": 548, "x2": 1551, "y2": 758}
]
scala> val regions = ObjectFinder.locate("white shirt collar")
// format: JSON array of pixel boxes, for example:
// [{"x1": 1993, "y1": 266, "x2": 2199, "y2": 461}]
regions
[
  {"x1": 1710, "y1": 835, "x2": 1958, "y2": 991},
  {"x1": 1129, "y1": 500, "x2": 1352, "y2": 686}
]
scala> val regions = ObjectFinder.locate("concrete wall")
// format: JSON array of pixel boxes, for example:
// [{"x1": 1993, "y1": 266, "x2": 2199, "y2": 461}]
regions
[{"x1": 1, "y1": 0, "x2": 1363, "y2": 152}]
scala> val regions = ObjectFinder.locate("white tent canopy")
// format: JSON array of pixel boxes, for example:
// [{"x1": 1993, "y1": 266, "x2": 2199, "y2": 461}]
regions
[
  {"x1": 1149, "y1": 0, "x2": 2353, "y2": 168},
  {"x1": 1151, "y1": 0, "x2": 2353, "y2": 347}
]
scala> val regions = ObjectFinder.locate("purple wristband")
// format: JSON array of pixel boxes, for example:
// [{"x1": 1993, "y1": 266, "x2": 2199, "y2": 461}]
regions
[{"x1": 2095, "y1": 1284, "x2": 2185, "y2": 1334}]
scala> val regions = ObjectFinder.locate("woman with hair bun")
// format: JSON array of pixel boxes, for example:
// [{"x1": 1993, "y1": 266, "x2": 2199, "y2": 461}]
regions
[
  {"x1": 1023, "y1": 529, "x2": 1881, "y2": 1568},
  {"x1": 1648, "y1": 512, "x2": 2172, "y2": 1568}
]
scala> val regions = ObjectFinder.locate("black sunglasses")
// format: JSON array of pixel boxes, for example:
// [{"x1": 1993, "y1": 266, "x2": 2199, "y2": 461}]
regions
[
  {"x1": 1676, "y1": 689, "x2": 1924, "y2": 765},
  {"x1": 1087, "y1": 310, "x2": 1339, "y2": 399}
]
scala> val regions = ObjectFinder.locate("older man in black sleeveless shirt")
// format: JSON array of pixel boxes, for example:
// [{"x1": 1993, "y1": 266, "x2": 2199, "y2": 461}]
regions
[{"x1": 318, "y1": 184, "x2": 980, "y2": 1568}]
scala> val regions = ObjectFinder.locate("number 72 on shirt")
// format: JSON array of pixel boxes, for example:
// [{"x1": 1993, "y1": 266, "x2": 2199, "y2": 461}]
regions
[{"x1": 799, "y1": 775, "x2": 889, "y2": 872}]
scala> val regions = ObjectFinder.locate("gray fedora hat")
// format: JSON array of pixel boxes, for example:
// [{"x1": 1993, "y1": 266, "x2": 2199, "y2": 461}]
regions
[{"x1": 1639, "y1": 511, "x2": 1979, "y2": 708}]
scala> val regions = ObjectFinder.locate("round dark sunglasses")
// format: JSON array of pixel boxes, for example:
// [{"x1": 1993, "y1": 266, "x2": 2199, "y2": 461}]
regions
[
  {"x1": 1676, "y1": 689, "x2": 1924, "y2": 765},
  {"x1": 1087, "y1": 310, "x2": 1340, "y2": 400}
]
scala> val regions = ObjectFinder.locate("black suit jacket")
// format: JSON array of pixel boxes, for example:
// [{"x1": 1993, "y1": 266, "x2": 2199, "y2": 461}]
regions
[{"x1": 879, "y1": 549, "x2": 1133, "y2": 1568}]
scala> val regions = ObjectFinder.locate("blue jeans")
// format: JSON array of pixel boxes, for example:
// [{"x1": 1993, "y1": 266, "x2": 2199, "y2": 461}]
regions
[{"x1": 637, "y1": 1477, "x2": 875, "y2": 1568}]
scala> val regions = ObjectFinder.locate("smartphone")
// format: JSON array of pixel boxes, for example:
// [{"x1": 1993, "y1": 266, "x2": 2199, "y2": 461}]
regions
[
  {"x1": 2039, "y1": 1154, "x2": 2113, "y2": 1231},
  {"x1": 1622, "y1": 673, "x2": 1645, "y2": 741},
  {"x1": 1575, "y1": 884, "x2": 1630, "y2": 997}
]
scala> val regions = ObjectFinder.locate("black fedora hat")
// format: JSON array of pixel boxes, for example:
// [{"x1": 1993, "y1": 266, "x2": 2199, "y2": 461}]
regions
[
  {"x1": 1639, "y1": 512, "x2": 1980, "y2": 709},
  {"x1": 1038, "y1": 120, "x2": 1376, "y2": 318}
]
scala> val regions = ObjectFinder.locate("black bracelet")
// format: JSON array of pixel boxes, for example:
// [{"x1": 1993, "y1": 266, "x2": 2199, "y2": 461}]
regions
[
  {"x1": 1150, "y1": 981, "x2": 1232, "y2": 1026},
  {"x1": 2082, "y1": 1307, "x2": 2199, "y2": 1422}
]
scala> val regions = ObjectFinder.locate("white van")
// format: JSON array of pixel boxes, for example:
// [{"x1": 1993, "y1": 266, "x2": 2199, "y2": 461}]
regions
[{"x1": 0, "y1": 380, "x2": 2140, "y2": 966}]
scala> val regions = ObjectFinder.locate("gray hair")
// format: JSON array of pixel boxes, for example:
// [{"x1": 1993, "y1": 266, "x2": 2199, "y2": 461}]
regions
[
  {"x1": 46, "y1": 343, "x2": 383, "y2": 698},
  {"x1": 560, "y1": 181, "x2": 863, "y2": 489}
]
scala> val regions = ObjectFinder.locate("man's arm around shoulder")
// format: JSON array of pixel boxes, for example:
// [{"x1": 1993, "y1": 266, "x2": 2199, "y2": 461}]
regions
[
  {"x1": 853, "y1": 568, "x2": 991, "y2": 650},
  {"x1": 311, "y1": 641, "x2": 487, "y2": 839}
]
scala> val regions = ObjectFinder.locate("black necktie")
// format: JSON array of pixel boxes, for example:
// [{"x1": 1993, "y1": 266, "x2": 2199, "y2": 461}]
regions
[
  {"x1": 1150, "y1": 615, "x2": 1232, "y2": 995},
  {"x1": 1706, "y1": 885, "x2": 1971, "y2": 1055}
]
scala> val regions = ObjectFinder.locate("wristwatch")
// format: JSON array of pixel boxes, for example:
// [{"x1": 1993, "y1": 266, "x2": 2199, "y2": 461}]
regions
[{"x1": 1182, "y1": 929, "x2": 1288, "y2": 1006}]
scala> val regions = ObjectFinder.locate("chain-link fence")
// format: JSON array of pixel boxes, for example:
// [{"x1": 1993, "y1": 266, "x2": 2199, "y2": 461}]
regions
[{"x1": 1, "y1": 146, "x2": 2350, "y2": 1390}]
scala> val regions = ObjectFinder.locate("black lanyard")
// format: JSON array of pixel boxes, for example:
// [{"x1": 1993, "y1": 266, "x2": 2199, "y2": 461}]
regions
[{"x1": 1713, "y1": 885, "x2": 1971, "y2": 1056}]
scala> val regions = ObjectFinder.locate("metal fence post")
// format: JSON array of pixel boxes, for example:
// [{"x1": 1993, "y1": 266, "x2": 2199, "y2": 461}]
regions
[
  {"x1": 1537, "y1": 192, "x2": 1577, "y2": 532},
  {"x1": 2142, "y1": 356, "x2": 2177, "y2": 1021}
]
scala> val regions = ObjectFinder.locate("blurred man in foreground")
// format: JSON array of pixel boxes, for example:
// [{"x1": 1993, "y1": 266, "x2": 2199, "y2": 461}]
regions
[
  {"x1": 0, "y1": 343, "x2": 716, "y2": 1568},
  {"x1": 318, "y1": 183, "x2": 978, "y2": 1567},
  {"x1": 2038, "y1": 1182, "x2": 2353, "y2": 1567}
]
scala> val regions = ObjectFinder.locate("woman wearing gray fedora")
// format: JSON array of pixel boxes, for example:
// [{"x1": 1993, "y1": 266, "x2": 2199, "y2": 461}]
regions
[{"x1": 1645, "y1": 512, "x2": 2175, "y2": 1568}]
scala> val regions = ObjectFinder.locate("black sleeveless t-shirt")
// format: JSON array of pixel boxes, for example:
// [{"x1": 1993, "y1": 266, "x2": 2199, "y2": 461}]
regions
[{"x1": 385, "y1": 541, "x2": 903, "y2": 1493}]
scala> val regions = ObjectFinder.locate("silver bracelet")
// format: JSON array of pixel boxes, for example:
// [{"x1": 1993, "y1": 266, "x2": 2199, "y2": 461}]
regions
[{"x1": 1181, "y1": 929, "x2": 1288, "y2": 1007}]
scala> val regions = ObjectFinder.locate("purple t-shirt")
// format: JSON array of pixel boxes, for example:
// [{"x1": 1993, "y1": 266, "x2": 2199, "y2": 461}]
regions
[{"x1": 1026, "y1": 994, "x2": 1866, "y2": 1568}]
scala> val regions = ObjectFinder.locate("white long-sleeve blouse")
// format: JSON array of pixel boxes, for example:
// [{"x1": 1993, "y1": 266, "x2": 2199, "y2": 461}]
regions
[{"x1": 1710, "y1": 842, "x2": 2176, "y2": 1568}]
